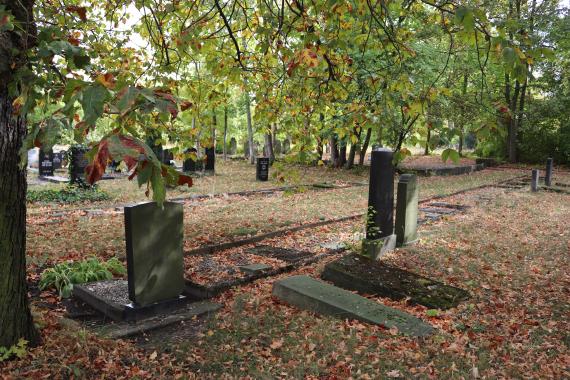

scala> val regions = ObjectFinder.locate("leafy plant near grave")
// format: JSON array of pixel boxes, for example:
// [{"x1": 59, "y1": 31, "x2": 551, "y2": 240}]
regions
[
  {"x1": 27, "y1": 186, "x2": 110, "y2": 203},
  {"x1": 0, "y1": 339, "x2": 28, "y2": 362},
  {"x1": 39, "y1": 258, "x2": 126, "y2": 298}
]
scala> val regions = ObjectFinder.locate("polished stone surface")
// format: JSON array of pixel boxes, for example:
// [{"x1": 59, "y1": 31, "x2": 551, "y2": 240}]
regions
[
  {"x1": 125, "y1": 202, "x2": 184, "y2": 306},
  {"x1": 395, "y1": 174, "x2": 418, "y2": 247}
]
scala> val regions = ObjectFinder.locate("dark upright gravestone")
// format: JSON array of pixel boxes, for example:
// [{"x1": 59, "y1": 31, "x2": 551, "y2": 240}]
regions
[
  {"x1": 205, "y1": 147, "x2": 215, "y2": 171},
  {"x1": 39, "y1": 150, "x2": 54, "y2": 177},
  {"x1": 531, "y1": 169, "x2": 539, "y2": 192},
  {"x1": 52, "y1": 152, "x2": 63, "y2": 170},
  {"x1": 229, "y1": 137, "x2": 237, "y2": 155},
  {"x1": 362, "y1": 147, "x2": 396, "y2": 259},
  {"x1": 545, "y1": 158, "x2": 553, "y2": 186},
  {"x1": 125, "y1": 202, "x2": 185, "y2": 306},
  {"x1": 395, "y1": 174, "x2": 418, "y2": 247},
  {"x1": 256, "y1": 157, "x2": 270, "y2": 181},
  {"x1": 183, "y1": 148, "x2": 198, "y2": 172},
  {"x1": 70, "y1": 146, "x2": 89, "y2": 184},
  {"x1": 161, "y1": 149, "x2": 174, "y2": 166},
  {"x1": 283, "y1": 139, "x2": 291, "y2": 154},
  {"x1": 274, "y1": 139, "x2": 282, "y2": 155}
]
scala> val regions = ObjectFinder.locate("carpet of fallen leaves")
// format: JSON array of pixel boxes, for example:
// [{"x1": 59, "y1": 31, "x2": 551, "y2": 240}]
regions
[
  {"x1": 3, "y1": 166, "x2": 568, "y2": 378},
  {"x1": 400, "y1": 155, "x2": 476, "y2": 169}
]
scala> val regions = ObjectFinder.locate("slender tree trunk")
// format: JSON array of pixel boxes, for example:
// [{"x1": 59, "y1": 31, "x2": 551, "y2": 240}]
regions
[
  {"x1": 346, "y1": 126, "x2": 361, "y2": 169},
  {"x1": 359, "y1": 128, "x2": 372, "y2": 165},
  {"x1": 223, "y1": 106, "x2": 228, "y2": 161},
  {"x1": 316, "y1": 137, "x2": 323, "y2": 161},
  {"x1": 0, "y1": 83, "x2": 40, "y2": 348},
  {"x1": 264, "y1": 129, "x2": 275, "y2": 164},
  {"x1": 244, "y1": 84, "x2": 255, "y2": 164},
  {"x1": 329, "y1": 135, "x2": 339, "y2": 168}
]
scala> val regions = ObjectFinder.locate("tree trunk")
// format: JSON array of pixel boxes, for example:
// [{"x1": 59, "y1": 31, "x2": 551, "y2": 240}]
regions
[
  {"x1": 244, "y1": 84, "x2": 255, "y2": 164},
  {"x1": 359, "y1": 128, "x2": 372, "y2": 165},
  {"x1": 424, "y1": 128, "x2": 431, "y2": 155},
  {"x1": 0, "y1": 84, "x2": 40, "y2": 348},
  {"x1": 223, "y1": 106, "x2": 228, "y2": 161},
  {"x1": 329, "y1": 135, "x2": 340, "y2": 168},
  {"x1": 339, "y1": 144, "x2": 347, "y2": 167},
  {"x1": 264, "y1": 130, "x2": 275, "y2": 164}
]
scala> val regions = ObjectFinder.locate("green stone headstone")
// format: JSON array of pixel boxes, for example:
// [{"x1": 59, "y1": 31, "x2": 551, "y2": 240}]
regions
[
  {"x1": 395, "y1": 174, "x2": 418, "y2": 247},
  {"x1": 124, "y1": 202, "x2": 184, "y2": 307}
]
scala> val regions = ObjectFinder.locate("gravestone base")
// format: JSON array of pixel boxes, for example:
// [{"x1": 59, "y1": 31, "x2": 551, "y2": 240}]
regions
[
  {"x1": 39, "y1": 175, "x2": 69, "y2": 184},
  {"x1": 361, "y1": 234, "x2": 397, "y2": 260},
  {"x1": 74, "y1": 280, "x2": 190, "y2": 322}
]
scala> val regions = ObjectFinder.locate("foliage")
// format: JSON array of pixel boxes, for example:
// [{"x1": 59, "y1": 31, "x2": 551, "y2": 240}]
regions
[
  {"x1": 0, "y1": 339, "x2": 28, "y2": 362},
  {"x1": 27, "y1": 186, "x2": 110, "y2": 204},
  {"x1": 39, "y1": 258, "x2": 126, "y2": 298}
]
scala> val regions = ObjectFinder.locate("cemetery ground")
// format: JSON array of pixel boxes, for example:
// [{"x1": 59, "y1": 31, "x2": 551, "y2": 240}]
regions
[{"x1": 3, "y1": 162, "x2": 569, "y2": 378}]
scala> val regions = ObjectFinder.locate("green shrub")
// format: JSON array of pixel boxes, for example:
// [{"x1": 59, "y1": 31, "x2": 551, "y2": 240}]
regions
[
  {"x1": 39, "y1": 257, "x2": 126, "y2": 298},
  {"x1": 0, "y1": 339, "x2": 28, "y2": 362},
  {"x1": 27, "y1": 185, "x2": 110, "y2": 203}
]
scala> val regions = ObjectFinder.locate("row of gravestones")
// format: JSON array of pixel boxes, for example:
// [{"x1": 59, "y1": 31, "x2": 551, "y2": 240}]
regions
[
  {"x1": 38, "y1": 150, "x2": 66, "y2": 176},
  {"x1": 243, "y1": 139, "x2": 291, "y2": 157},
  {"x1": 37, "y1": 148, "x2": 87, "y2": 182}
]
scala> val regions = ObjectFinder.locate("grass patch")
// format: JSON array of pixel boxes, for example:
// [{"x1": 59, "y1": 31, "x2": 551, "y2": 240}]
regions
[{"x1": 27, "y1": 186, "x2": 110, "y2": 204}]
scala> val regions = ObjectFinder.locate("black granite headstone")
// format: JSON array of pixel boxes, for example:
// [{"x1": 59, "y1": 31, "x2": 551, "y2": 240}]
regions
[
  {"x1": 256, "y1": 157, "x2": 270, "y2": 181},
  {"x1": 205, "y1": 147, "x2": 215, "y2": 171},
  {"x1": 70, "y1": 147, "x2": 89, "y2": 184},
  {"x1": 367, "y1": 148, "x2": 394, "y2": 239},
  {"x1": 52, "y1": 152, "x2": 63, "y2": 170},
  {"x1": 545, "y1": 158, "x2": 553, "y2": 186},
  {"x1": 39, "y1": 150, "x2": 54, "y2": 177}
]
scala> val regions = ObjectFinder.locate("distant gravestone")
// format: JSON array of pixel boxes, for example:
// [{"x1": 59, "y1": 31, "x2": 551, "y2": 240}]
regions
[
  {"x1": 125, "y1": 202, "x2": 185, "y2": 306},
  {"x1": 70, "y1": 146, "x2": 89, "y2": 184},
  {"x1": 183, "y1": 148, "x2": 198, "y2": 172},
  {"x1": 274, "y1": 140, "x2": 282, "y2": 155},
  {"x1": 39, "y1": 150, "x2": 54, "y2": 177},
  {"x1": 162, "y1": 149, "x2": 174, "y2": 166},
  {"x1": 531, "y1": 169, "x2": 539, "y2": 192},
  {"x1": 205, "y1": 147, "x2": 215, "y2": 171},
  {"x1": 256, "y1": 157, "x2": 270, "y2": 181},
  {"x1": 395, "y1": 174, "x2": 418, "y2": 247},
  {"x1": 282, "y1": 139, "x2": 291, "y2": 154},
  {"x1": 545, "y1": 158, "x2": 553, "y2": 186},
  {"x1": 229, "y1": 138, "x2": 237, "y2": 155},
  {"x1": 244, "y1": 141, "x2": 250, "y2": 158},
  {"x1": 52, "y1": 152, "x2": 63, "y2": 170}
]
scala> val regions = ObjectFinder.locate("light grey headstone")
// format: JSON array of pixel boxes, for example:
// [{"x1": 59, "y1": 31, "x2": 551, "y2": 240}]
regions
[
  {"x1": 531, "y1": 169, "x2": 539, "y2": 192},
  {"x1": 395, "y1": 174, "x2": 418, "y2": 247},
  {"x1": 124, "y1": 202, "x2": 185, "y2": 306}
]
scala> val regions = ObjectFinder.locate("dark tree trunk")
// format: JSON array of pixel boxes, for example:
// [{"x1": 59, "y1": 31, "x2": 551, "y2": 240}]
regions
[
  {"x1": 346, "y1": 126, "x2": 361, "y2": 169},
  {"x1": 0, "y1": 84, "x2": 40, "y2": 348},
  {"x1": 359, "y1": 128, "x2": 372, "y2": 165},
  {"x1": 0, "y1": 0, "x2": 40, "y2": 349},
  {"x1": 264, "y1": 130, "x2": 275, "y2": 165},
  {"x1": 316, "y1": 138, "x2": 323, "y2": 161},
  {"x1": 339, "y1": 144, "x2": 347, "y2": 167},
  {"x1": 329, "y1": 135, "x2": 340, "y2": 168},
  {"x1": 425, "y1": 127, "x2": 431, "y2": 155}
]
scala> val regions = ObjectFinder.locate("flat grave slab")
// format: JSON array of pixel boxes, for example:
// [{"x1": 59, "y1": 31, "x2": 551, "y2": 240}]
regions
[
  {"x1": 247, "y1": 245, "x2": 313, "y2": 263},
  {"x1": 39, "y1": 175, "x2": 69, "y2": 184},
  {"x1": 419, "y1": 207, "x2": 457, "y2": 215},
  {"x1": 322, "y1": 254, "x2": 469, "y2": 310},
  {"x1": 238, "y1": 263, "x2": 273, "y2": 275},
  {"x1": 74, "y1": 279, "x2": 190, "y2": 321},
  {"x1": 272, "y1": 275, "x2": 434, "y2": 337}
]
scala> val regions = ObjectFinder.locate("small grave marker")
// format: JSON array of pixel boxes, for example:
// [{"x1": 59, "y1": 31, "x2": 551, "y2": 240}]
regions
[
  {"x1": 39, "y1": 150, "x2": 54, "y2": 177},
  {"x1": 238, "y1": 263, "x2": 272, "y2": 275},
  {"x1": 256, "y1": 157, "x2": 270, "y2": 181},
  {"x1": 70, "y1": 146, "x2": 89, "y2": 184},
  {"x1": 229, "y1": 137, "x2": 237, "y2": 155}
]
